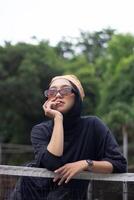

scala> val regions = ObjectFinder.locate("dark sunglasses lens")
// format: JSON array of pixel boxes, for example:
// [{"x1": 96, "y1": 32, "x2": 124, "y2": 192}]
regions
[
  {"x1": 60, "y1": 88, "x2": 72, "y2": 95},
  {"x1": 48, "y1": 90, "x2": 57, "y2": 97},
  {"x1": 44, "y1": 90, "x2": 56, "y2": 97}
]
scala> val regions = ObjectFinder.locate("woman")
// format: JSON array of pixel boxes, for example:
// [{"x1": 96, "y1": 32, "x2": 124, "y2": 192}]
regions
[{"x1": 11, "y1": 75, "x2": 127, "y2": 200}]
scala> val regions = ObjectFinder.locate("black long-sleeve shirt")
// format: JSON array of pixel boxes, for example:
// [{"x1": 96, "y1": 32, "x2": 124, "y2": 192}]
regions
[
  {"x1": 10, "y1": 116, "x2": 127, "y2": 200},
  {"x1": 31, "y1": 116, "x2": 127, "y2": 173}
]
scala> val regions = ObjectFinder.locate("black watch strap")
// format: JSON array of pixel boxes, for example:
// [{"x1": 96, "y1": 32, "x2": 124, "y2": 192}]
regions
[{"x1": 86, "y1": 159, "x2": 93, "y2": 171}]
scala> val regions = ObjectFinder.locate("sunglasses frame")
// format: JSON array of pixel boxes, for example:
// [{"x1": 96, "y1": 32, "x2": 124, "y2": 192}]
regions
[{"x1": 44, "y1": 86, "x2": 76, "y2": 98}]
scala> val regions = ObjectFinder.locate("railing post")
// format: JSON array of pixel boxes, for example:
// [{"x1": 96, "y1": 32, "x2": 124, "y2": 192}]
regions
[
  {"x1": 123, "y1": 181, "x2": 128, "y2": 200},
  {"x1": 87, "y1": 180, "x2": 93, "y2": 200},
  {"x1": 122, "y1": 125, "x2": 128, "y2": 161},
  {"x1": 0, "y1": 142, "x2": 2, "y2": 165}
]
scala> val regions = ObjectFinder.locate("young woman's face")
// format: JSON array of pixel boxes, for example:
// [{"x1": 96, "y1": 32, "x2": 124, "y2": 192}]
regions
[{"x1": 48, "y1": 79, "x2": 75, "y2": 114}]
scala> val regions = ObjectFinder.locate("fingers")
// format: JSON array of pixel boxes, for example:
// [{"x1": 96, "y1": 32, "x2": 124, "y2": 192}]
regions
[
  {"x1": 43, "y1": 100, "x2": 56, "y2": 116},
  {"x1": 54, "y1": 165, "x2": 74, "y2": 185},
  {"x1": 54, "y1": 166, "x2": 65, "y2": 173},
  {"x1": 64, "y1": 174, "x2": 72, "y2": 184},
  {"x1": 43, "y1": 99, "x2": 61, "y2": 111},
  {"x1": 58, "y1": 176, "x2": 67, "y2": 185},
  {"x1": 43, "y1": 100, "x2": 55, "y2": 110},
  {"x1": 53, "y1": 162, "x2": 84, "y2": 185},
  {"x1": 54, "y1": 171, "x2": 71, "y2": 185},
  {"x1": 53, "y1": 175, "x2": 60, "y2": 183}
]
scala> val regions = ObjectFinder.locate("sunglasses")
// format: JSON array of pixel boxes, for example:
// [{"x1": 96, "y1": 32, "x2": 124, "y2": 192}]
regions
[{"x1": 44, "y1": 86, "x2": 76, "y2": 98}]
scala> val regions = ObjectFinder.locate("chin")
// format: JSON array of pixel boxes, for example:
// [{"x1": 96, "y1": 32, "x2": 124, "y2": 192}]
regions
[
  {"x1": 56, "y1": 107, "x2": 68, "y2": 114},
  {"x1": 56, "y1": 107, "x2": 64, "y2": 112}
]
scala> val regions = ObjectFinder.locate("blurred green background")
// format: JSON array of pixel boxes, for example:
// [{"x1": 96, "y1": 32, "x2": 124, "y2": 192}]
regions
[{"x1": 0, "y1": 28, "x2": 134, "y2": 170}]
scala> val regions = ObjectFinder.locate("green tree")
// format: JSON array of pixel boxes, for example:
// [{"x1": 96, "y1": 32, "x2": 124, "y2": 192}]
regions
[
  {"x1": 76, "y1": 28, "x2": 115, "y2": 63},
  {"x1": 98, "y1": 54, "x2": 134, "y2": 163},
  {"x1": 0, "y1": 41, "x2": 64, "y2": 144}
]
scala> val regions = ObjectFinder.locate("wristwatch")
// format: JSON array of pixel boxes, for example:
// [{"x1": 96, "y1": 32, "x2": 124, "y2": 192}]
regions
[{"x1": 86, "y1": 159, "x2": 94, "y2": 171}]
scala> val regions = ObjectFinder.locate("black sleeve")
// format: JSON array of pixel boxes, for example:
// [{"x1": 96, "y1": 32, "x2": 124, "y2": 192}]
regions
[
  {"x1": 31, "y1": 123, "x2": 63, "y2": 171},
  {"x1": 94, "y1": 117, "x2": 127, "y2": 173}
]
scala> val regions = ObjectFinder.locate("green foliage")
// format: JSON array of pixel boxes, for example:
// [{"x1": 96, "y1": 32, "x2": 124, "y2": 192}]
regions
[
  {"x1": 102, "y1": 102, "x2": 134, "y2": 142},
  {"x1": 98, "y1": 55, "x2": 134, "y2": 113},
  {"x1": 76, "y1": 28, "x2": 115, "y2": 63},
  {"x1": 98, "y1": 40, "x2": 134, "y2": 142},
  {"x1": 106, "y1": 33, "x2": 134, "y2": 74},
  {"x1": 0, "y1": 29, "x2": 134, "y2": 159},
  {"x1": 0, "y1": 41, "x2": 64, "y2": 143}
]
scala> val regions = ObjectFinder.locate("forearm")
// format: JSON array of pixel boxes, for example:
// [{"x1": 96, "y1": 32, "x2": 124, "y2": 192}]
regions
[
  {"x1": 83, "y1": 160, "x2": 113, "y2": 173},
  {"x1": 47, "y1": 115, "x2": 64, "y2": 156},
  {"x1": 53, "y1": 160, "x2": 113, "y2": 185}
]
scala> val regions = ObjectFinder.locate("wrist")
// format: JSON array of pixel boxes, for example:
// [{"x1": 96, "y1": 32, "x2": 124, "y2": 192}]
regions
[
  {"x1": 54, "y1": 113, "x2": 63, "y2": 121},
  {"x1": 85, "y1": 159, "x2": 94, "y2": 171},
  {"x1": 80, "y1": 160, "x2": 90, "y2": 171}
]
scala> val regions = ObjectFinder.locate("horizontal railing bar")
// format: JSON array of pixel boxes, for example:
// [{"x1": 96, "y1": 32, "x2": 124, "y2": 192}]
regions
[
  {"x1": 1, "y1": 143, "x2": 33, "y2": 149},
  {"x1": 2, "y1": 150, "x2": 33, "y2": 153},
  {"x1": 0, "y1": 165, "x2": 134, "y2": 182},
  {"x1": 1, "y1": 144, "x2": 33, "y2": 151}
]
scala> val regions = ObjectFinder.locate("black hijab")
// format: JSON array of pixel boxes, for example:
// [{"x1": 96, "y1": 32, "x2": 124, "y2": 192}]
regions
[{"x1": 62, "y1": 82, "x2": 83, "y2": 132}]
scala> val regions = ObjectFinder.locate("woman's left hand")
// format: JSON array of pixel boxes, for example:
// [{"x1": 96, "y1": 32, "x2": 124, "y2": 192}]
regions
[{"x1": 53, "y1": 160, "x2": 88, "y2": 185}]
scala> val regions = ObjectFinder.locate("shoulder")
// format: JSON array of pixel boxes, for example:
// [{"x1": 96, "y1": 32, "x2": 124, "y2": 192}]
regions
[
  {"x1": 81, "y1": 115, "x2": 109, "y2": 135},
  {"x1": 81, "y1": 115, "x2": 106, "y2": 126},
  {"x1": 31, "y1": 120, "x2": 53, "y2": 138},
  {"x1": 33, "y1": 120, "x2": 53, "y2": 130}
]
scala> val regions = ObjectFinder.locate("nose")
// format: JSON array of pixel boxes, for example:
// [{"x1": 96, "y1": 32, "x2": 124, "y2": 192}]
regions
[{"x1": 55, "y1": 91, "x2": 62, "y2": 98}]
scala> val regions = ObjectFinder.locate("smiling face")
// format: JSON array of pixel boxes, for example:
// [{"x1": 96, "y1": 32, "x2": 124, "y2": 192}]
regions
[{"x1": 48, "y1": 78, "x2": 76, "y2": 114}]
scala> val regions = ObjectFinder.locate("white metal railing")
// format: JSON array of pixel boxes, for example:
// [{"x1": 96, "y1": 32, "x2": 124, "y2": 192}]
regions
[
  {"x1": 0, "y1": 165, "x2": 134, "y2": 182},
  {"x1": 0, "y1": 165, "x2": 134, "y2": 200}
]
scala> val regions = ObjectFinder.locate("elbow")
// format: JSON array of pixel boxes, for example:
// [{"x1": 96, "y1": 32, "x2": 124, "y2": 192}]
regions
[
  {"x1": 113, "y1": 164, "x2": 127, "y2": 173},
  {"x1": 103, "y1": 158, "x2": 127, "y2": 173},
  {"x1": 38, "y1": 150, "x2": 63, "y2": 171},
  {"x1": 43, "y1": 160, "x2": 62, "y2": 171},
  {"x1": 112, "y1": 161, "x2": 128, "y2": 173}
]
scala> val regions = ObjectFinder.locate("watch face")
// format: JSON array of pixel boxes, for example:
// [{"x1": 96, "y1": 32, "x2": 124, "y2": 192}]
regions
[{"x1": 86, "y1": 159, "x2": 93, "y2": 166}]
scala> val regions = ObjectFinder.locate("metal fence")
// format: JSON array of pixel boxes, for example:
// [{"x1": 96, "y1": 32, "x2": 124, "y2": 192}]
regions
[
  {"x1": 0, "y1": 165, "x2": 134, "y2": 200},
  {"x1": 0, "y1": 143, "x2": 34, "y2": 165}
]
